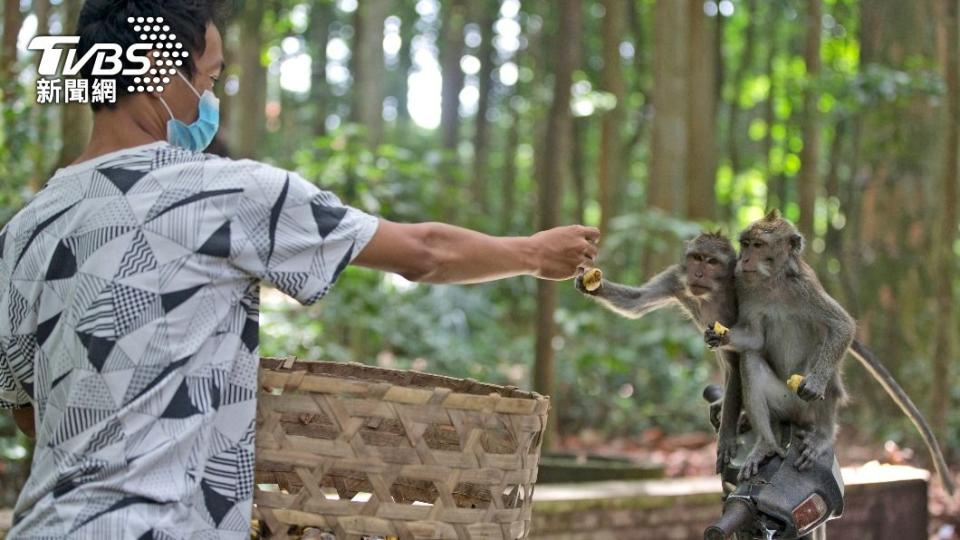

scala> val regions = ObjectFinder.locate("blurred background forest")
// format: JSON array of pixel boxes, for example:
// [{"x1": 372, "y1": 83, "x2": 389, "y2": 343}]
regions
[{"x1": 0, "y1": 0, "x2": 959, "y2": 507}]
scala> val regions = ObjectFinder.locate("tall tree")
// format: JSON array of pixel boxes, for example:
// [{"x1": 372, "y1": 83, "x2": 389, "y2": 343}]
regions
[
  {"x1": 725, "y1": 0, "x2": 758, "y2": 177},
  {"x1": 647, "y1": 0, "x2": 690, "y2": 236},
  {"x1": 534, "y1": 0, "x2": 580, "y2": 450},
  {"x1": 597, "y1": 0, "x2": 626, "y2": 235},
  {"x1": 351, "y1": 0, "x2": 390, "y2": 147},
  {"x1": 797, "y1": 0, "x2": 823, "y2": 241},
  {"x1": 440, "y1": 0, "x2": 468, "y2": 151},
  {"x1": 235, "y1": 0, "x2": 267, "y2": 158},
  {"x1": 470, "y1": 4, "x2": 498, "y2": 213},
  {"x1": 686, "y1": 0, "x2": 717, "y2": 220},
  {"x1": 1, "y1": 0, "x2": 24, "y2": 149},
  {"x1": 931, "y1": 0, "x2": 958, "y2": 437},
  {"x1": 54, "y1": 0, "x2": 91, "y2": 170},
  {"x1": 309, "y1": 0, "x2": 333, "y2": 138},
  {"x1": 30, "y1": 0, "x2": 52, "y2": 192}
]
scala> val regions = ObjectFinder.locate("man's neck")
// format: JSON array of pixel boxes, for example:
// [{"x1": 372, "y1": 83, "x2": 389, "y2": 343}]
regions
[{"x1": 72, "y1": 99, "x2": 167, "y2": 166}]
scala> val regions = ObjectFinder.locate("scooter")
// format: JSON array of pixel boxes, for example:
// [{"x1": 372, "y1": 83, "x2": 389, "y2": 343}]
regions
[{"x1": 702, "y1": 385, "x2": 845, "y2": 540}]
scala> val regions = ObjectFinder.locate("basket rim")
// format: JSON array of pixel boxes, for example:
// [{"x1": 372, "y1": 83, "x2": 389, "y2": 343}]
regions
[{"x1": 260, "y1": 357, "x2": 548, "y2": 402}]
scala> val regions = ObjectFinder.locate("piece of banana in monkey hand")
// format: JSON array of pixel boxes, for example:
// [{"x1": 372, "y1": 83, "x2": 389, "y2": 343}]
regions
[
  {"x1": 786, "y1": 374, "x2": 805, "y2": 393},
  {"x1": 582, "y1": 268, "x2": 603, "y2": 292},
  {"x1": 712, "y1": 321, "x2": 730, "y2": 336}
]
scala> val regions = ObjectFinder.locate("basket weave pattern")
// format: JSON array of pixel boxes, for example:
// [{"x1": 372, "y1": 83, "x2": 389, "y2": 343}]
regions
[{"x1": 254, "y1": 358, "x2": 550, "y2": 540}]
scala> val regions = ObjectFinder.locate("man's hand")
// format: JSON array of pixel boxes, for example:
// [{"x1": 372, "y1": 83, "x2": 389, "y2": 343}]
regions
[{"x1": 529, "y1": 225, "x2": 600, "y2": 280}]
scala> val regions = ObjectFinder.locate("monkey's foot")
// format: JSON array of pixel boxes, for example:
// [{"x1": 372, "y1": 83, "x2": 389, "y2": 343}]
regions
[
  {"x1": 738, "y1": 441, "x2": 786, "y2": 481},
  {"x1": 716, "y1": 433, "x2": 738, "y2": 474},
  {"x1": 795, "y1": 430, "x2": 831, "y2": 470}
]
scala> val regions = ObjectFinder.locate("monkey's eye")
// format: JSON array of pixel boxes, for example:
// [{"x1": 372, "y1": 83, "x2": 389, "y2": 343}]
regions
[{"x1": 708, "y1": 258, "x2": 719, "y2": 265}]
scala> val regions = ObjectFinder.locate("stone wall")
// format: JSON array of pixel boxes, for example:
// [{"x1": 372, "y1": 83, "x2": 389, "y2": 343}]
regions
[{"x1": 529, "y1": 465, "x2": 930, "y2": 540}]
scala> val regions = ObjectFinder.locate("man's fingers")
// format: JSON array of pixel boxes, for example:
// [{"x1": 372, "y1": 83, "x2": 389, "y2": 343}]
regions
[
  {"x1": 580, "y1": 226, "x2": 601, "y2": 242},
  {"x1": 583, "y1": 242, "x2": 599, "y2": 260}
]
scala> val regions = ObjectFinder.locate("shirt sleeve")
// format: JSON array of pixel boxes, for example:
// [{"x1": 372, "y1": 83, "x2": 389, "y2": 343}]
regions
[
  {"x1": 0, "y1": 338, "x2": 33, "y2": 409},
  {"x1": 224, "y1": 161, "x2": 379, "y2": 305}
]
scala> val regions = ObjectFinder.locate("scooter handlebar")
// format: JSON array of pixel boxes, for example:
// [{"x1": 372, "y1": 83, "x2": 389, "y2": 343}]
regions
[{"x1": 704, "y1": 498, "x2": 755, "y2": 540}]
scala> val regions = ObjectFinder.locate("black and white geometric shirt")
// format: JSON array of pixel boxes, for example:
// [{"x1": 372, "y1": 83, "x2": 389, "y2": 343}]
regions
[{"x1": 0, "y1": 142, "x2": 379, "y2": 539}]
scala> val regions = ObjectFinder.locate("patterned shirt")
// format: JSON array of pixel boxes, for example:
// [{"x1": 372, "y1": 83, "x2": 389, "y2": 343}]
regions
[{"x1": 0, "y1": 142, "x2": 379, "y2": 539}]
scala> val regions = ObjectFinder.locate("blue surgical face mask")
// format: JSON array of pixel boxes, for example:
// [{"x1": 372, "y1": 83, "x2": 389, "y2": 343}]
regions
[{"x1": 158, "y1": 70, "x2": 220, "y2": 152}]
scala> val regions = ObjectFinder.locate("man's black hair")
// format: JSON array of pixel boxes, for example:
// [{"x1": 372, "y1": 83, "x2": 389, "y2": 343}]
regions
[{"x1": 76, "y1": 0, "x2": 223, "y2": 111}]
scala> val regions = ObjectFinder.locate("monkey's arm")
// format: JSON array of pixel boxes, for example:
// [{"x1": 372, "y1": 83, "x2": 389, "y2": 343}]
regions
[
  {"x1": 798, "y1": 291, "x2": 856, "y2": 401},
  {"x1": 704, "y1": 323, "x2": 763, "y2": 352},
  {"x1": 849, "y1": 339, "x2": 956, "y2": 495},
  {"x1": 575, "y1": 266, "x2": 682, "y2": 319}
]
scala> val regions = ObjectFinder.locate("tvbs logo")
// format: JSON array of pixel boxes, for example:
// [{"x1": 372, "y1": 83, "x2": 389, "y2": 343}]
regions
[{"x1": 28, "y1": 16, "x2": 187, "y2": 104}]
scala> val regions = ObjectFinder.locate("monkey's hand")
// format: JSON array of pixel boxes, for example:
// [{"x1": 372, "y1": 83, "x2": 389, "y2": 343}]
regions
[
  {"x1": 704, "y1": 327, "x2": 731, "y2": 349},
  {"x1": 796, "y1": 372, "x2": 828, "y2": 401},
  {"x1": 573, "y1": 269, "x2": 603, "y2": 296}
]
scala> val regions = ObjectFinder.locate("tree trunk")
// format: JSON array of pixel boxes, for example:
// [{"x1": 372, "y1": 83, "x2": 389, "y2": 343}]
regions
[
  {"x1": 725, "y1": 0, "x2": 757, "y2": 177},
  {"x1": 649, "y1": 0, "x2": 690, "y2": 216},
  {"x1": 30, "y1": 0, "x2": 52, "y2": 192},
  {"x1": 470, "y1": 8, "x2": 497, "y2": 213},
  {"x1": 535, "y1": 0, "x2": 580, "y2": 451},
  {"x1": 351, "y1": 0, "x2": 390, "y2": 147},
  {"x1": 797, "y1": 0, "x2": 822, "y2": 241},
  {"x1": 235, "y1": 0, "x2": 267, "y2": 158},
  {"x1": 54, "y1": 0, "x2": 91, "y2": 170},
  {"x1": 597, "y1": 0, "x2": 626, "y2": 235},
  {"x1": 572, "y1": 117, "x2": 587, "y2": 225},
  {"x1": 440, "y1": 0, "x2": 467, "y2": 151},
  {"x1": 309, "y1": 1, "x2": 333, "y2": 138},
  {"x1": 931, "y1": 0, "x2": 958, "y2": 438},
  {"x1": 1, "y1": 0, "x2": 23, "y2": 147},
  {"x1": 762, "y1": 3, "x2": 780, "y2": 209},
  {"x1": 686, "y1": 0, "x2": 717, "y2": 221}
]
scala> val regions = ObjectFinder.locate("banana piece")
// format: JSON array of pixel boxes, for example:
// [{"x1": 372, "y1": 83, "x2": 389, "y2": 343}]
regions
[
  {"x1": 713, "y1": 321, "x2": 730, "y2": 336},
  {"x1": 582, "y1": 268, "x2": 603, "y2": 292},
  {"x1": 786, "y1": 374, "x2": 805, "y2": 393}
]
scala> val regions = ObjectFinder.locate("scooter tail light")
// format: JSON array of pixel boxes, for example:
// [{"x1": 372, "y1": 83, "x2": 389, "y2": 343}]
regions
[{"x1": 792, "y1": 493, "x2": 827, "y2": 533}]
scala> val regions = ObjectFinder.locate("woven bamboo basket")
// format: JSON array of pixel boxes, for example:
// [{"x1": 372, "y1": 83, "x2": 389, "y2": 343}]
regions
[{"x1": 253, "y1": 357, "x2": 550, "y2": 540}]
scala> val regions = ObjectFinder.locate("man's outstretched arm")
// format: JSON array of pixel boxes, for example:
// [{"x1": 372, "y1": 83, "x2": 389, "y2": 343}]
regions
[{"x1": 352, "y1": 220, "x2": 600, "y2": 284}]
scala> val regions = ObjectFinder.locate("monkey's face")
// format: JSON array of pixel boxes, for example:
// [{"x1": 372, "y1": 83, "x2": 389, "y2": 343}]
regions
[
  {"x1": 682, "y1": 235, "x2": 735, "y2": 296},
  {"x1": 736, "y1": 219, "x2": 804, "y2": 281}
]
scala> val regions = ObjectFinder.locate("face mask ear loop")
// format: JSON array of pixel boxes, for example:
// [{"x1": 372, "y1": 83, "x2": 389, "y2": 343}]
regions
[
  {"x1": 175, "y1": 69, "x2": 202, "y2": 100},
  {"x1": 157, "y1": 94, "x2": 175, "y2": 121}
]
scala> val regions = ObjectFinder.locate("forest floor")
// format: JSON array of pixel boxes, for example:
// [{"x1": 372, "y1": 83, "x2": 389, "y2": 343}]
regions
[{"x1": 559, "y1": 427, "x2": 960, "y2": 539}]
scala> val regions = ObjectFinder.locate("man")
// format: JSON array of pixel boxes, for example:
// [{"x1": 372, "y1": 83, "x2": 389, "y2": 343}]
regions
[{"x1": 0, "y1": 1, "x2": 598, "y2": 538}]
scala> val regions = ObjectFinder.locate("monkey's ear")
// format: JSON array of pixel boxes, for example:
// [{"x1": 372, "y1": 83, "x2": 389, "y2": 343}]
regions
[
  {"x1": 789, "y1": 233, "x2": 804, "y2": 253},
  {"x1": 765, "y1": 208, "x2": 782, "y2": 221}
]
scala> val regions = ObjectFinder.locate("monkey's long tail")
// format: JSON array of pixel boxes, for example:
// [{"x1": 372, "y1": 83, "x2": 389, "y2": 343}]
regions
[{"x1": 849, "y1": 339, "x2": 956, "y2": 496}]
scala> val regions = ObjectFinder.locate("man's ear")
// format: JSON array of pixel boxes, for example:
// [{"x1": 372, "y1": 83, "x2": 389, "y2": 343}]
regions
[{"x1": 789, "y1": 233, "x2": 804, "y2": 254}]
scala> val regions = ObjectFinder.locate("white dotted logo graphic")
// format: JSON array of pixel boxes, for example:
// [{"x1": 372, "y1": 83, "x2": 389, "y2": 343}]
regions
[{"x1": 125, "y1": 16, "x2": 188, "y2": 94}]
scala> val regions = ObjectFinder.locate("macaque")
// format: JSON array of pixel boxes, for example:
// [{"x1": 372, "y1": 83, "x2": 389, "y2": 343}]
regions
[
  {"x1": 706, "y1": 210, "x2": 955, "y2": 494},
  {"x1": 575, "y1": 232, "x2": 743, "y2": 471}
]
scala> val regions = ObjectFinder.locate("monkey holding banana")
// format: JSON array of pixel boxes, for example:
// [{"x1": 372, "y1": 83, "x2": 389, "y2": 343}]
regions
[
  {"x1": 704, "y1": 210, "x2": 954, "y2": 492},
  {"x1": 576, "y1": 232, "x2": 745, "y2": 472}
]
